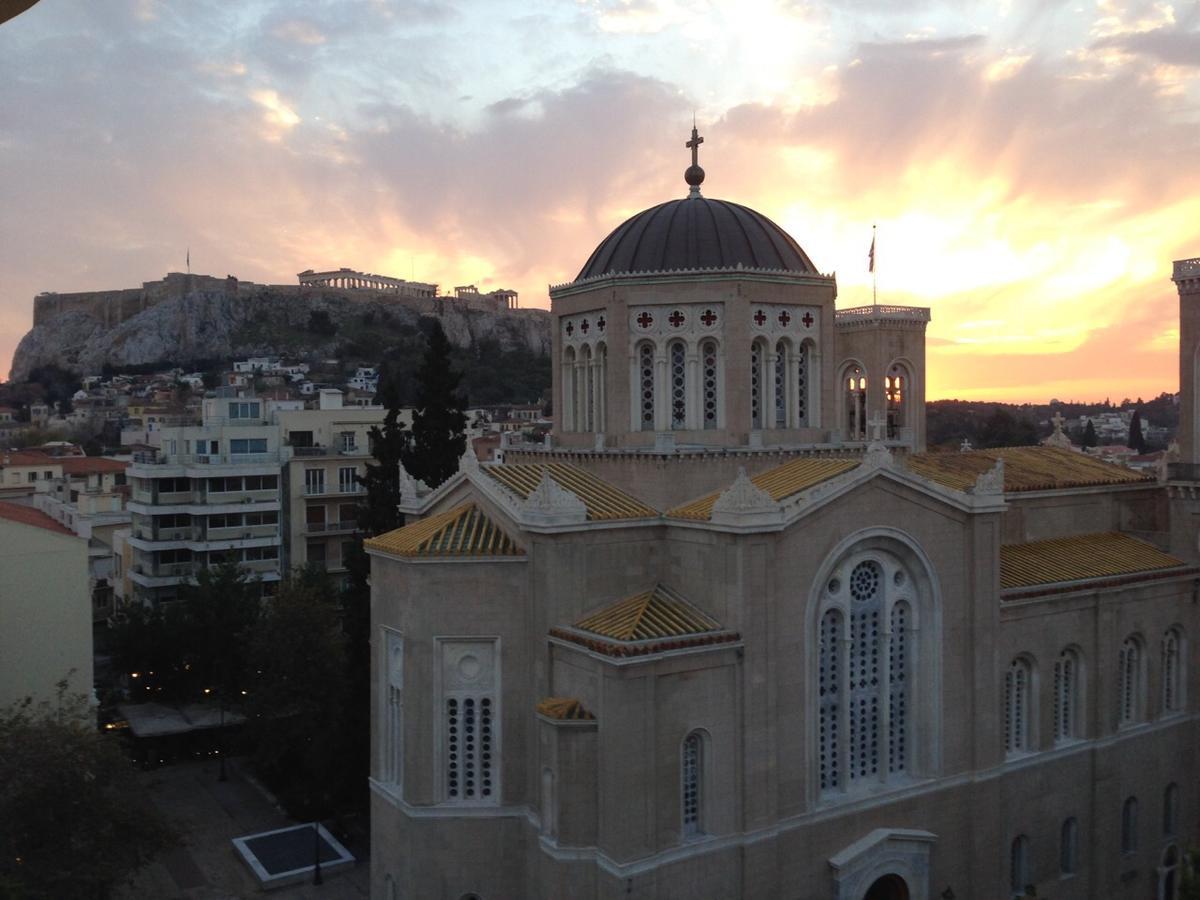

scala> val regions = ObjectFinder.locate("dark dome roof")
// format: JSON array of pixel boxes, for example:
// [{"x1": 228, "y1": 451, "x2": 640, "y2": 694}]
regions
[{"x1": 576, "y1": 197, "x2": 817, "y2": 281}]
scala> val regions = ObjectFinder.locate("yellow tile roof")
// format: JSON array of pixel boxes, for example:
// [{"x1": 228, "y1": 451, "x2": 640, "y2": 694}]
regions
[
  {"x1": 485, "y1": 462, "x2": 657, "y2": 521},
  {"x1": 907, "y1": 446, "x2": 1155, "y2": 494},
  {"x1": 1000, "y1": 532, "x2": 1185, "y2": 590},
  {"x1": 365, "y1": 502, "x2": 524, "y2": 558},
  {"x1": 575, "y1": 585, "x2": 722, "y2": 640},
  {"x1": 668, "y1": 457, "x2": 859, "y2": 521},
  {"x1": 536, "y1": 697, "x2": 595, "y2": 720}
]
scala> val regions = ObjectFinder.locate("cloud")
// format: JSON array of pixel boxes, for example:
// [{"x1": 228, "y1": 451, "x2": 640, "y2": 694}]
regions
[{"x1": 1093, "y1": 24, "x2": 1200, "y2": 67}]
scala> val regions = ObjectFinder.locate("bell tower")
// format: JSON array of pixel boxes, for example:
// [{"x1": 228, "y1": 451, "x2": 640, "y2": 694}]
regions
[{"x1": 1174, "y1": 257, "x2": 1200, "y2": 464}]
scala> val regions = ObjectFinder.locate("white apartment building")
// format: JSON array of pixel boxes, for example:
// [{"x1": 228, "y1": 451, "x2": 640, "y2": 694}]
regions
[
  {"x1": 125, "y1": 394, "x2": 288, "y2": 605},
  {"x1": 277, "y1": 390, "x2": 387, "y2": 584}
]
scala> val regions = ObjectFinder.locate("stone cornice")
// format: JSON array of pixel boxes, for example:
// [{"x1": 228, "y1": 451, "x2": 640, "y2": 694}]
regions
[{"x1": 549, "y1": 266, "x2": 835, "y2": 298}]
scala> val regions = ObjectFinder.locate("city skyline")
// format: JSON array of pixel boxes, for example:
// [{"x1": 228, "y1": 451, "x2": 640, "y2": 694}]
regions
[{"x1": 1, "y1": 0, "x2": 1198, "y2": 401}]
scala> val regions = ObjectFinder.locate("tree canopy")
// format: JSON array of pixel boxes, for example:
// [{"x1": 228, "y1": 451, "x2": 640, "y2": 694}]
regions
[{"x1": 403, "y1": 318, "x2": 467, "y2": 489}]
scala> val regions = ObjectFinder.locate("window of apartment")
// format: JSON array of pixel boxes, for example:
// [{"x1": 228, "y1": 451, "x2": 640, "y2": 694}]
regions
[
  {"x1": 438, "y1": 638, "x2": 499, "y2": 804},
  {"x1": 244, "y1": 474, "x2": 277, "y2": 491},
  {"x1": 340, "y1": 540, "x2": 355, "y2": 564},
  {"x1": 208, "y1": 513, "x2": 241, "y2": 529},
  {"x1": 244, "y1": 510, "x2": 278, "y2": 527},
  {"x1": 288, "y1": 430, "x2": 314, "y2": 448},
  {"x1": 26, "y1": 472, "x2": 36, "y2": 483},
  {"x1": 338, "y1": 504, "x2": 357, "y2": 528},
  {"x1": 157, "y1": 548, "x2": 192, "y2": 565},
  {"x1": 306, "y1": 505, "x2": 326, "y2": 529},
  {"x1": 230, "y1": 438, "x2": 267, "y2": 455},
  {"x1": 339, "y1": 431, "x2": 356, "y2": 452},
  {"x1": 159, "y1": 477, "x2": 191, "y2": 493},
  {"x1": 307, "y1": 541, "x2": 327, "y2": 565},
  {"x1": 228, "y1": 401, "x2": 261, "y2": 420},
  {"x1": 305, "y1": 469, "x2": 326, "y2": 495},
  {"x1": 208, "y1": 476, "x2": 240, "y2": 494},
  {"x1": 243, "y1": 546, "x2": 278, "y2": 561},
  {"x1": 338, "y1": 466, "x2": 356, "y2": 493}
]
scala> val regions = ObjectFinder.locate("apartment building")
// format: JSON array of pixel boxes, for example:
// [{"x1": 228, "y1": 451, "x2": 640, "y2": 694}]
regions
[
  {"x1": 125, "y1": 394, "x2": 288, "y2": 605},
  {"x1": 277, "y1": 390, "x2": 387, "y2": 584}
]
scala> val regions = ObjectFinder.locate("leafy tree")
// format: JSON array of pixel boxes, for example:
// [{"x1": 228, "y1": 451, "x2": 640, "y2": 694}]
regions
[
  {"x1": 0, "y1": 683, "x2": 176, "y2": 898},
  {"x1": 976, "y1": 409, "x2": 1038, "y2": 448},
  {"x1": 403, "y1": 319, "x2": 467, "y2": 488},
  {"x1": 245, "y1": 571, "x2": 352, "y2": 816},
  {"x1": 1128, "y1": 410, "x2": 1147, "y2": 454},
  {"x1": 108, "y1": 602, "x2": 194, "y2": 702},
  {"x1": 1082, "y1": 419, "x2": 1098, "y2": 448}
]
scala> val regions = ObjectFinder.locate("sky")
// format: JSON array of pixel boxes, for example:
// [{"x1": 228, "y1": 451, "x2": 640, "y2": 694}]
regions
[{"x1": 1, "y1": 0, "x2": 1198, "y2": 402}]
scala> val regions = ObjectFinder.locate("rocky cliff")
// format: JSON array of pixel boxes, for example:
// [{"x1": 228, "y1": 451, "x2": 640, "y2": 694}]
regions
[{"x1": 10, "y1": 274, "x2": 552, "y2": 380}]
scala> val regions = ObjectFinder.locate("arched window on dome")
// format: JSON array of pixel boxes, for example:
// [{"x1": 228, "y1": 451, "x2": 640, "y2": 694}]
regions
[
  {"x1": 796, "y1": 340, "x2": 812, "y2": 428},
  {"x1": 773, "y1": 340, "x2": 789, "y2": 429},
  {"x1": 669, "y1": 340, "x2": 687, "y2": 429},
  {"x1": 1162, "y1": 627, "x2": 1184, "y2": 715},
  {"x1": 636, "y1": 342, "x2": 656, "y2": 432},
  {"x1": 561, "y1": 346, "x2": 576, "y2": 433},
  {"x1": 886, "y1": 363, "x2": 909, "y2": 439},
  {"x1": 843, "y1": 365, "x2": 867, "y2": 441},
  {"x1": 815, "y1": 542, "x2": 931, "y2": 801},
  {"x1": 701, "y1": 340, "x2": 719, "y2": 430},
  {"x1": 751, "y1": 340, "x2": 766, "y2": 430}
]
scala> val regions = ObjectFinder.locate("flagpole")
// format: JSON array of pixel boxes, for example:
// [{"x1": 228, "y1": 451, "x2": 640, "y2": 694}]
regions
[{"x1": 872, "y1": 225, "x2": 877, "y2": 307}]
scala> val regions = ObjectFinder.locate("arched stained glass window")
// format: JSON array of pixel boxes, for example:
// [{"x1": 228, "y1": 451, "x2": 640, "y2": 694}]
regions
[
  {"x1": 1053, "y1": 648, "x2": 1079, "y2": 743},
  {"x1": 1162, "y1": 628, "x2": 1183, "y2": 714},
  {"x1": 750, "y1": 341, "x2": 764, "y2": 429},
  {"x1": 1119, "y1": 635, "x2": 1143, "y2": 726},
  {"x1": 796, "y1": 343, "x2": 809, "y2": 427},
  {"x1": 844, "y1": 365, "x2": 867, "y2": 440},
  {"x1": 1005, "y1": 657, "x2": 1033, "y2": 756},
  {"x1": 638, "y1": 342, "x2": 655, "y2": 431},
  {"x1": 670, "y1": 341, "x2": 687, "y2": 429},
  {"x1": 701, "y1": 340, "x2": 718, "y2": 429},
  {"x1": 774, "y1": 341, "x2": 788, "y2": 428}
]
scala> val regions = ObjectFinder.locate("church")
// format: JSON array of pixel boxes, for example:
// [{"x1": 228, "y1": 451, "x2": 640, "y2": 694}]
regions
[{"x1": 365, "y1": 129, "x2": 1200, "y2": 900}]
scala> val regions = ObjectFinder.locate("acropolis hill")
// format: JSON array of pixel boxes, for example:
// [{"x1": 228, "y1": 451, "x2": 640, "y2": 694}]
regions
[{"x1": 10, "y1": 271, "x2": 550, "y2": 381}]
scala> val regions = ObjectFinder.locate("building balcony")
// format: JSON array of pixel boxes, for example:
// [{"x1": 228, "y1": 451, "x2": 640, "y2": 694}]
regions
[
  {"x1": 303, "y1": 484, "x2": 366, "y2": 497},
  {"x1": 304, "y1": 519, "x2": 358, "y2": 535}
]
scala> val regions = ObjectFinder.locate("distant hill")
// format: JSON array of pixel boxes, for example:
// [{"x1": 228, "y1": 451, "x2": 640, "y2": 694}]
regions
[{"x1": 10, "y1": 273, "x2": 551, "y2": 381}]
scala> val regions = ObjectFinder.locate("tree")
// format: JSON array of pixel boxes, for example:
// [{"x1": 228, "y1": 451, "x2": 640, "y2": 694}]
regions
[
  {"x1": 0, "y1": 684, "x2": 176, "y2": 898},
  {"x1": 245, "y1": 571, "x2": 352, "y2": 817},
  {"x1": 976, "y1": 409, "x2": 1038, "y2": 448},
  {"x1": 1128, "y1": 410, "x2": 1147, "y2": 454},
  {"x1": 403, "y1": 319, "x2": 467, "y2": 488},
  {"x1": 1082, "y1": 419, "x2": 1098, "y2": 448}
]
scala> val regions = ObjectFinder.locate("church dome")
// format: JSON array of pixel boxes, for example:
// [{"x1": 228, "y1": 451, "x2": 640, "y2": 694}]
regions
[{"x1": 575, "y1": 196, "x2": 818, "y2": 281}]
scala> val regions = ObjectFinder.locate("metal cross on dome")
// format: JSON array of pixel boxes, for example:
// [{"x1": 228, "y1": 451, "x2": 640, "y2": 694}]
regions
[
  {"x1": 636, "y1": 311, "x2": 654, "y2": 329},
  {"x1": 668, "y1": 309, "x2": 686, "y2": 327}
]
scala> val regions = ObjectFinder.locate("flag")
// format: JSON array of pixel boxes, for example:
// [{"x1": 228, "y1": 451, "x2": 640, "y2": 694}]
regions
[
  {"x1": 868, "y1": 230, "x2": 875, "y2": 273},
  {"x1": 186, "y1": 247, "x2": 190, "y2": 271}
]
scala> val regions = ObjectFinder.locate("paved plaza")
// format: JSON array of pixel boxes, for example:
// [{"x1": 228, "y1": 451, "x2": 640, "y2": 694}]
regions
[{"x1": 117, "y1": 758, "x2": 369, "y2": 899}]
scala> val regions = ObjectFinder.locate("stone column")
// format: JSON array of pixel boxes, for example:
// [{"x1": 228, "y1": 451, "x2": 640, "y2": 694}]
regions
[
  {"x1": 765, "y1": 351, "x2": 778, "y2": 431},
  {"x1": 655, "y1": 347, "x2": 669, "y2": 432},
  {"x1": 686, "y1": 346, "x2": 700, "y2": 431}
]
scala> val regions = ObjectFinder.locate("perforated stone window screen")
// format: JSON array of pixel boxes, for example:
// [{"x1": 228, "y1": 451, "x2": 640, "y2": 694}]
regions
[
  {"x1": 1162, "y1": 629, "x2": 1182, "y2": 713},
  {"x1": 774, "y1": 342, "x2": 787, "y2": 428},
  {"x1": 1053, "y1": 650, "x2": 1077, "y2": 743},
  {"x1": 438, "y1": 639, "x2": 499, "y2": 805},
  {"x1": 639, "y1": 343, "x2": 655, "y2": 430},
  {"x1": 796, "y1": 344, "x2": 808, "y2": 427},
  {"x1": 1004, "y1": 658, "x2": 1031, "y2": 755},
  {"x1": 750, "y1": 343, "x2": 763, "y2": 429},
  {"x1": 701, "y1": 340, "x2": 718, "y2": 429},
  {"x1": 670, "y1": 342, "x2": 687, "y2": 428},
  {"x1": 1119, "y1": 636, "x2": 1141, "y2": 725},
  {"x1": 681, "y1": 733, "x2": 702, "y2": 836}
]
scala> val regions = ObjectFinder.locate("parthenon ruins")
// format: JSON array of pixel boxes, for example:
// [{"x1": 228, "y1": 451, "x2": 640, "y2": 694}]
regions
[{"x1": 297, "y1": 268, "x2": 438, "y2": 297}]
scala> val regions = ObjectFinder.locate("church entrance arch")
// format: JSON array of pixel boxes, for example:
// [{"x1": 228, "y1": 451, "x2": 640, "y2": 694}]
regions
[{"x1": 863, "y1": 874, "x2": 909, "y2": 900}]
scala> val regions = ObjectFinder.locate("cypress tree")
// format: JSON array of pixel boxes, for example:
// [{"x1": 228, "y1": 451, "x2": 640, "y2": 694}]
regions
[
  {"x1": 1082, "y1": 419, "x2": 1098, "y2": 448},
  {"x1": 403, "y1": 319, "x2": 467, "y2": 488},
  {"x1": 1128, "y1": 410, "x2": 1147, "y2": 454}
]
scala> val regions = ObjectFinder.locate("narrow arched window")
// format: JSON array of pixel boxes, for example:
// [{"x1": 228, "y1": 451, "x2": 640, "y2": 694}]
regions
[
  {"x1": 1162, "y1": 844, "x2": 1180, "y2": 900},
  {"x1": 1005, "y1": 657, "x2": 1033, "y2": 756},
  {"x1": 886, "y1": 365, "x2": 907, "y2": 438},
  {"x1": 562, "y1": 346, "x2": 576, "y2": 432},
  {"x1": 1164, "y1": 783, "x2": 1180, "y2": 837},
  {"x1": 701, "y1": 340, "x2": 718, "y2": 430},
  {"x1": 1010, "y1": 834, "x2": 1030, "y2": 896},
  {"x1": 580, "y1": 344, "x2": 593, "y2": 432},
  {"x1": 669, "y1": 341, "x2": 687, "y2": 429},
  {"x1": 681, "y1": 732, "x2": 703, "y2": 836},
  {"x1": 637, "y1": 342, "x2": 655, "y2": 431},
  {"x1": 848, "y1": 560, "x2": 883, "y2": 783},
  {"x1": 1162, "y1": 628, "x2": 1183, "y2": 714},
  {"x1": 1060, "y1": 817, "x2": 1078, "y2": 875},
  {"x1": 818, "y1": 608, "x2": 843, "y2": 792},
  {"x1": 844, "y1": 365, "x2": 866, "y2": 440},
  {"x1": 1053, "y1": 648, "x2": 1079, "y2": 743},
  {"x1": 888, "y1": 600, "x2": 909, "y2": 774},
  {"x1": 750, "y1": 341, "x2": 764, "y2": 429},
  {"x1": 1119, "y1": 635, "x2": 1143, "y2": 726},
  {"x1": 796, "y1": 342, "x2": 810, "y2": 427},
  {"x1": 1122, "y1": 796, "x2": 1138, "y2": 855},
  {"x1": 774, "y1": 341, "x2": 788, "y2": 428}
]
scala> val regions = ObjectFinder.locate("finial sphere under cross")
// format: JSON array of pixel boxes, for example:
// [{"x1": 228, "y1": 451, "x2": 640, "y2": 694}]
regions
[{"x1": 685, "y1": 125, "x2": 705, "y2": 193}]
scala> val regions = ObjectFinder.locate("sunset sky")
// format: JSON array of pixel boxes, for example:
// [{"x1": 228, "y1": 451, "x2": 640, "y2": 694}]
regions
[{"x1": 1, "y1": 0, "x2": 1198, "y2": 401}]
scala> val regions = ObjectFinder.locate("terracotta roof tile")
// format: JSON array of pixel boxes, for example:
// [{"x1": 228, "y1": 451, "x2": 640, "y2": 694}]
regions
[
  {"x1": 536, "y1": 697, "x2": 595, "y2": 720},
  {"x1": 668, "y1": 457, "x2": 859, "y2": 520},
  {"x1": 1000, "y1": 532, "x2": 1185, "y2": 590},
  {"x1": 908, "y1": 446, "x2": 1153, "y2": 493},
  {"x1": 0, "y1": 501, "x2": 75, "y2": 537},
  {"x1": 365, "y1": 502, "x2": 523, "y2": 559},
  {"x1": 485, "y1": 462, "x2": 657, "y2": 521}
]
